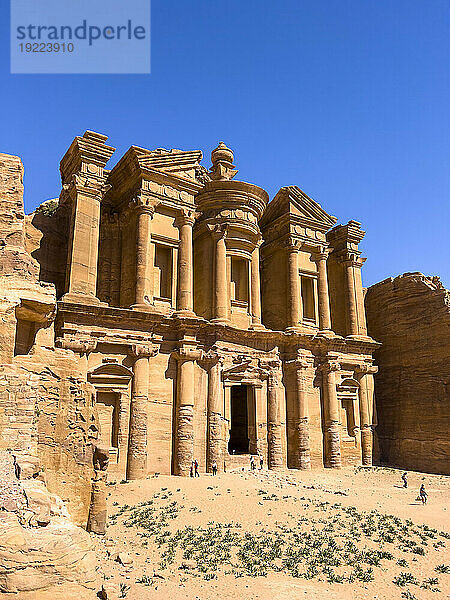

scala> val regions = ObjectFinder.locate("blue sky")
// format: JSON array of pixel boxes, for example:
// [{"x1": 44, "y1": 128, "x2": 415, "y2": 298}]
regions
[{"x1": 1, "y1": 0, "x2": 449, "y2": 287}]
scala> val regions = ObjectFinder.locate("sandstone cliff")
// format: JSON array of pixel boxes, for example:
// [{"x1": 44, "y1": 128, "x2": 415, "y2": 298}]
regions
[
  {"x1": 365, "y1": 272, "x2": 450, "y2": 475},
  {"x1": 0, "y1": 153, "x2": 98, "y2": 524}
]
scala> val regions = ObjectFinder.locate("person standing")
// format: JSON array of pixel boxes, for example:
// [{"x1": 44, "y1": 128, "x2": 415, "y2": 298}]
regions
[
  {"x1": 212, "y1": 460, "x2": 217, "y2": 476},
  {"x1": 401, "y1": 472, "x2": 408, "y2": 488},
  {"x1": 250, "y1": 456, "x2": 255, "y2": 471},
  {"x1": 419, "y1": 483, "x2": 428, "y2": 504},
  {"x1": 194, "y1": 458, "x2": 199, "y2": 477},
  {"x1": 259, "y1": 455, "x2": 263, "y2": 470}
]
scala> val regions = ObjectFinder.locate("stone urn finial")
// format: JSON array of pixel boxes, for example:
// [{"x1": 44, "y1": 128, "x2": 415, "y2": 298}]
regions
[{"x1": 210, "y1": 141, "x2": 238, "y2": 181}]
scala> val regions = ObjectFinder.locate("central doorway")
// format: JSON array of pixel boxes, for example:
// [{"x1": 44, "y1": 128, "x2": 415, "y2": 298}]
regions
[{"x1": 228, "y1": 384, "x2": 252, "y2": 454}]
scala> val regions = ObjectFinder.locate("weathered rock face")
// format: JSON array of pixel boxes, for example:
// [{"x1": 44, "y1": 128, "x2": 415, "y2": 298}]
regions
[
  {"x1": 0, "y1": 451, "x2": 98, "y2": 598},
  {"x1": 365, "y1": 273, "x2": 450, "y2": 475},
  {"x1": 0, "y1": 152, "x2": 98, "y2": 525}
]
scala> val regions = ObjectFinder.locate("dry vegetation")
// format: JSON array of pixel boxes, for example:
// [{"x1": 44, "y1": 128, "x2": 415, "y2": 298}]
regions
[{"x1": 96, "y1": 467, "x2": 450, "y2": 600}]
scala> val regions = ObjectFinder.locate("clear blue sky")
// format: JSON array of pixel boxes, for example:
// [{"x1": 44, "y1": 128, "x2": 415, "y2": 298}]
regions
[{"x1": 1, "y1": 0, "x2": 449, "y2": 287}]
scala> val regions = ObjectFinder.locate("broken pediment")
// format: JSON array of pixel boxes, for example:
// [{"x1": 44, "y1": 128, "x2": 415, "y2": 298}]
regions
[
  {"x1": 261, "y1": 185, "x2": 337, "y2": 233},
  {"x1": 134, "y1": 146, "x2": 204, "y2": 182},
  {"x1": 222, "y1": 360, "x2": 269, "y2": 383}
]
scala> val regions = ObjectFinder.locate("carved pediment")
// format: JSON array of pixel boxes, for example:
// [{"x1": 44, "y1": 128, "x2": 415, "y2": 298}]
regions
[
  {"x1": 222, "y1": 360, "x2": 269, "y2": 382},
  {"x1": 136, "y1": 147, "x2": 203, "y2": 182},
  {"x1": 261, "y1": 185, "x2": 337, "y2": 234}
]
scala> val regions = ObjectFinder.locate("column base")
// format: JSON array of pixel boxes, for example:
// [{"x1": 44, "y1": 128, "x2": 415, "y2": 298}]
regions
[
  {"x1": 173, "y1": 309, "x2": 197, "y2": 319},
  {"x1": 211, "y1": 317, "x2": 230, "y2": 325},
  {"x1": 61, "y1": 293, "x2": 107, "y2": 306},
  {"x1": 346, "y1": 334, "x2": 376, "y2": 343},
  {"x1": 316, "y1": 329, "x2": 336, "y2": 339},
  {"x1": 130, "y1": 302, "x2": 162, "y2": 313},
  {"x1": 285, "y1": 325, "x2": 303, "y2": 333},
  {"x1": 249, "y1": 321, "x2": 266, "y2": 331}
]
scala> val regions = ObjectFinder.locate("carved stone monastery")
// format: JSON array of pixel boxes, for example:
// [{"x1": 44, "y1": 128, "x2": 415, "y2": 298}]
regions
[{"x1": 0, "y1": 132, "x2": 380, "y2": 527}]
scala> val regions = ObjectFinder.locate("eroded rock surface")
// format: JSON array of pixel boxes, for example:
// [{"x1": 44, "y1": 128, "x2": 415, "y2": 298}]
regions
[
  {"x1": 0, "y1": 451, "x2": 98, "y2": 597},
  {"x1": 365, "y1": 272, "x2": 450, "y2": 474}
]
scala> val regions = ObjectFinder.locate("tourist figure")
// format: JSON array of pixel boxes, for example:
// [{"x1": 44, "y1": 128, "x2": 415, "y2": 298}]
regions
[
  {"x1": 212, "y1": 460, "x2": 217, "y2": 476},
  {"x1": 250, "y1": 455, "x2": 255, "y2": 470},
  {"x1": 259, "y1": 455, "x2": 263, "y2": 470},
  {"x1": 190, "y1": 462, "x2": 194, "y2": 478},
  {"x1": 401, "y1": 472, "x2": 408, "y2": 488},
  {"x1": 419, "y1": 483, "x2": 427, "y2": 504},
  {"x1": 194, "y1": 458, "x2": 199, "y2": 477}
]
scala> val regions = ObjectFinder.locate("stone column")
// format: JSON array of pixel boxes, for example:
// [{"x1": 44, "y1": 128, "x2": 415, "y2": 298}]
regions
[
  {"x1": 87, "y1": 444, "x2": 109, "y2": 535},
  {"x1": 266, "y1": 364, "x2": 284, "y2": 469},
  {"x1": 290, "y1": 358, "x2": 311, "y2": 470},
  {"x1": 109, "y1": 213, "x2": 121, "y2": 307},
  {"x1": 117, "y1": 391, "x2": 131, "y2": 478},
  {"x1": 313, "y1": 249, "x2": 332, "y2": 332},
  {"x1": 126, "y1": 343, "x2": 158, "y2": 480},
  {"x1": 212, "y1": 225, "x2": 229, "y2": 324},
  {"x1": 321, "y1": 361, "x2": 341, "y2": 468},
  {"x1": 63, "y1": 181, "x2": 104, "y2": 304},
  {"x1": 204, "y1": 353, "x2": 223, "y2": 472},
  {"x1": 342, "y1": 258, "x2": 358, "y2": 336},
  {"x1": 250, "y1": 240, "x2": 264, "y2": 330},
  {"x1": 173, "y1": 345, "x2": 202, "y2": 476},
  {"x1": 353, "y1": 260, "x2": 368, "y2": 336},
  {"x1": 133, "y1": 199, "x2": 156, "y2": 309},
  {"x1": 175, "y1": 210, "x2": 196, "y2": 316},
  {"x1": 355, "y1": 365, "x2": 377, "y2": 466},
  {"x1": 286, "y1": 239, "x2": 302, "y2": 330}
]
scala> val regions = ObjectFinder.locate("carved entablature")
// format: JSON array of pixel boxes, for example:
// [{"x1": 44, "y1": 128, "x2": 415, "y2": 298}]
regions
[
  {"x1": 58, "y1": 337, "x2": 98, "y2": 354},
  {"x1": 59, "y1": 130, "x2": 115, "y2": 186},
  {"x1": 327, "y1": 220, "x2": 366, "y2": 259}
]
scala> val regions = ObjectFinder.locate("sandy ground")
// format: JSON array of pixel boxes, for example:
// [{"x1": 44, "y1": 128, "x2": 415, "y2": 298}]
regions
[{"x1": 89, "y1": 466, "x2": 450, "y2": 600}]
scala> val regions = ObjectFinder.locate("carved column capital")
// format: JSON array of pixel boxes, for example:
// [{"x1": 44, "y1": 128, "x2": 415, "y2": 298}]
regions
[
  {"x1": 201, "y1": 350, "x2": 223, "y2": 370},
  {"x1": 131, "y1": 340, "x2": 160, "y2": 359},
  {"x1": 283, "y1": 237, "x2": 302, "y2": 253},
  {"x1": 173, "y1": 347, "x2": 203, "y2": 363},
  {"x1": 354, "y1": 364, "x2": 378, "y2": 376},
  {"x1": 318, "y1": 360, "x2": 340, "y2": 375},
  {"x1": 339, "y1": 252, "x2": 366, "y2": 269},
  {"x1": 260, "y1": 358, "x2": 282, "y2": 386},
  {"x1": 175, "y1": 208, "x2": 197, "y2": 228},
  {"x1": 209, "y1": 223, "x2": 228, "y2": 241},
  {"x1": 285, "y1": 356, "x2": 313, "y2": 371},
  {"x1": 311, "y1": 246, "x2": 331, "y2": 263},
  {"x1": 131, "y1": 194, "x2": 160, "y2": 216},
  {"x1": 62, "y1": 174, "x2": 111, "y2": 204}
]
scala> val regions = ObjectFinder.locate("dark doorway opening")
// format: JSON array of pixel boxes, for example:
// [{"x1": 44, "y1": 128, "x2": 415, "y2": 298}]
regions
[{"x1": 228, "y1": 385, "x2": 250, "y2": 454}]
